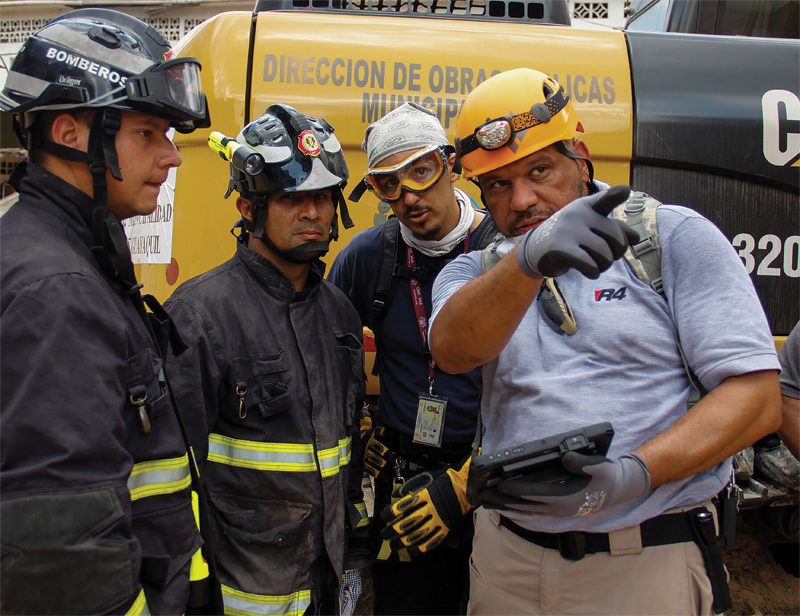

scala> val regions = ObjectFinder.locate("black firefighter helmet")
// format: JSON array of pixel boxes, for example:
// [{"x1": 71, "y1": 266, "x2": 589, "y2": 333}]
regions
[
  {"x1": 0, "y1": 8, "x2": 210, "y2": 291},
  {"x1": 224, "y1": 104, "x2": 353, "y2": 263}
]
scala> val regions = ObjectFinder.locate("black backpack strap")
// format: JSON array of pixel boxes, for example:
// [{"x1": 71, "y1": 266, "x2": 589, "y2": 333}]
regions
[
  {"x1": 371, "y1": 216, "x2": 402, "y2": 329},
  {"x1": 369, "y1": 217, "x2": 402, "y2": 376},
  {"x1": 472, "y1": 212, "x2": 500, "y2": 250}
]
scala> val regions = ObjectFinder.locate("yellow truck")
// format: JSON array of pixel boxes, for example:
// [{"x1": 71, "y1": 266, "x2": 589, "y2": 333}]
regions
[
  {"x1": 123, "y1": 0, "x2": 800, "y2": 533},
  {"x1": 132, "y1": 0, "x2": 798, "y2": 348}
]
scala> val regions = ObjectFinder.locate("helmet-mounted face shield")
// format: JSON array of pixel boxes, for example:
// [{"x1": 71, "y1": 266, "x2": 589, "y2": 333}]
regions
[
  {"x1": 126, "y1": 58, "x2": 209, "y2": 132},
  {"x1": 455, "y1": 85, "x2": 570, "y2": 160},
  {"x1": 364, "y1": 145, "x2": 447, "y2": 203}
]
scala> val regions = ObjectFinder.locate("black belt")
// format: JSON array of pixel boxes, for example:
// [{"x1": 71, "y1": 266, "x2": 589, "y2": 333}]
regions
[
  {"x1": 381, "y1": 425, "x2": 471, "y2": 469},
  {"x1": 500, "y1": 510, "x2": 698, "y2": 560},
  {"x1": 499, "y1": 508, "x2": 731, "y2": 614}
]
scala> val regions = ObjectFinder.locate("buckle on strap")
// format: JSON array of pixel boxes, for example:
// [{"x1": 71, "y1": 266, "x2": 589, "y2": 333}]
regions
[{"x1": 557, "y1": 531, "x2": 587, "y2": 561}]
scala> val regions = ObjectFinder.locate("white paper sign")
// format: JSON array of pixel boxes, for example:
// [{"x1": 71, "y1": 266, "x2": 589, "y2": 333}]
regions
[{"x1": 122, "y1": 130, "x2": 177, "y2": 265}]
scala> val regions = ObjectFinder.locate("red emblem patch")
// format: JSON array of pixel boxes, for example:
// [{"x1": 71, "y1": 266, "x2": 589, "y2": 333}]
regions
[{"x1": 298, "y1": 130, "x2": 321, "y2": 156}]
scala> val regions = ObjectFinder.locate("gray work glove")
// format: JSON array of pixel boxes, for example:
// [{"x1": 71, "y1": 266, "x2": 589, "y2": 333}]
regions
[
  {"x1": 517, "y1": 185, "x2": 639, "y2": 279},
  {"x1": 482, "y1": 452, "x2": 651, "y2": 517},
  {"x1": 339, "y1": 569, "x2": 362, "y2": 616}
]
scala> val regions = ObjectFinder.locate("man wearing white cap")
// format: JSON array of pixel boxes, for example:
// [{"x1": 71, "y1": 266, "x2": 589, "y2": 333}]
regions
[{"x1": 329, "y1": 103, "x2": 497, "y2": 615}]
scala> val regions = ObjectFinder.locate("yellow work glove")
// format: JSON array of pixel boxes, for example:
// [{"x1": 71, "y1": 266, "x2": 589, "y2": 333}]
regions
[
  {"x1": 379, "y1": 458, "x2": 473, "y2": 558},
  {"x1": 362, "y1": 421, "x2": 395, "y2": 479}
]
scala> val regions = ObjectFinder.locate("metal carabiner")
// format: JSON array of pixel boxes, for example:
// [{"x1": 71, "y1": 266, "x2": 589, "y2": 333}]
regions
[
  {"x1": 130, "y1": 390, "x2": 150, "y2": 434},
  {"x1": 236, "y1": 385, "x2": 248, "y2": 419}
]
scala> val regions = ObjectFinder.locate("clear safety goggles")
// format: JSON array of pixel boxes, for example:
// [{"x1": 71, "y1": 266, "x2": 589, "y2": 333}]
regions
[
  {"x1": 364, "y1": 145, "x2": 447, "y2": 203},
  {"x1": 125, "y1": 58, "x2": 208, "y2": 128},
  {"x1": 538, "y1": 276, "x2": 577, "y2": 335},
  {"x1": 456, "y1": 86, "x2": 570, "y2": 158}
]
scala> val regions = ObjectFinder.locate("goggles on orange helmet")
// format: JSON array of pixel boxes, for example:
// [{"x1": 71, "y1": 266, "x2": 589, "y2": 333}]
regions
[
  {"x1": 363, "y1": 145, "x2": 448, "y2": 203},
  {"x1": 455, "y1": 85, "x2": 570, "y2": 159}
]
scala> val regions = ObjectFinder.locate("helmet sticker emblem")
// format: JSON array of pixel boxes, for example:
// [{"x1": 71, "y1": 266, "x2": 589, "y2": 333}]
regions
[{"x1": 298, "y1": 130, "x2": 321, "y2": 156}]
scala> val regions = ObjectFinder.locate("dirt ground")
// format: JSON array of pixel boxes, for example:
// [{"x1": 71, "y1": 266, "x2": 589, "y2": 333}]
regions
[
  {"x1": 355, "y1": 503, "x2": 799, "y2": 615},
  {"x1": 724, "y1": 508, "x2": 799, "y2": 616}
]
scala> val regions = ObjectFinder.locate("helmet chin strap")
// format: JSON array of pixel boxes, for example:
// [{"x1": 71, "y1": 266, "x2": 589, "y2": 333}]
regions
[
  {"x1": 29, "y1": 108, "x2": 138, "y2": 293},
  {"x1": 554, "y1": 140, "x2": 595, "y2": 193}
]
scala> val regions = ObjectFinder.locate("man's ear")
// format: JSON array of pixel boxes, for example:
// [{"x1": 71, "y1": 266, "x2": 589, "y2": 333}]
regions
[
  {"x1": 573, "y1": 139, "x2": 591, "y2": 183},
  {"x1": 50, "y1": 113, "x2": 88, "y2": 152},
  {"x1": 236, "y1": 196, "x2": 253, "y2": 222},
  {"x1": 448, "y1": 152, "x2": 459, "y2": 183}
]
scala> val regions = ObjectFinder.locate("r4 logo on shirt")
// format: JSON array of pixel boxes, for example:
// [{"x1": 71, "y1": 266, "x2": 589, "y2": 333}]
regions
[{"x1": 595, "y1": 287, "x2": 627, "y2": 301}]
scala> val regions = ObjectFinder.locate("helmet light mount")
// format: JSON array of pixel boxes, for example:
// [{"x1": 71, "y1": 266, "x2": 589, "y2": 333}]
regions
[
  {"x1": 209, "y1": 131, "x2": 266, "y2": 178},
  {"x1": 455, "y1": 85, "x2": 571, "y2": 159}
]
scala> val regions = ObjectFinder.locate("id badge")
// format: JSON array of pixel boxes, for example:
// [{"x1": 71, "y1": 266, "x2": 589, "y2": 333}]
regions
[{"x1": 412, "y1": 393, "x2": 447, "y2": 447}]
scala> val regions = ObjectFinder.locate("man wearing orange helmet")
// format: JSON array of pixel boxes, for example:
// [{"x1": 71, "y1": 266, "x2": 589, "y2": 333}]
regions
[{"x1": 422, "y1": 68, "x2": 780, "y2": 615}]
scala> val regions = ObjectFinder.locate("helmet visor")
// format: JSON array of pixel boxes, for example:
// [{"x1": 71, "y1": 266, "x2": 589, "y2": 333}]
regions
[
  {"x1": 365, "y1": 146, "x2": 446, "y2": 203},
  {"x1": 126, "y1": 57, "x2": 209, "y2": 128}
]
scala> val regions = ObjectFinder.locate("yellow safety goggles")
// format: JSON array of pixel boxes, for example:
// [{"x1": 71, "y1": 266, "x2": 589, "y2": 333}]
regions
[{"x1": 364, "y1": 146, "x2": 447, "y2": 203}]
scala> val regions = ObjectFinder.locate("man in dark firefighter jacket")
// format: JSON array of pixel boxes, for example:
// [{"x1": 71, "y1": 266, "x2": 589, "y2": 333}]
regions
[
  {"x1": 0, "y1": 9, "x2": 212, "y2": 615},
  {"x1": 165, "y1": 105, "x2": 369, "y2": 616}
]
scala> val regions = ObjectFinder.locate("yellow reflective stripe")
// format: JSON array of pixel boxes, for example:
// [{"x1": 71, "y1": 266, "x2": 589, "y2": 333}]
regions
[
  {"x1": 317, "y1": 437, "x2": 352, "y2": 478},
  {"x1": 128, "y1": 454, "x2": 191, "y2": 501},
  {"x1": 355, "y1": 501, "x2": 369, "y2": 528},
  {"x1": 189, "y1": 492, "x2": 209, "y2": 582},
  {"x1": 124, "y1": 589, "x2": 150, "y2": 616},
  {"x1": 221, "y1": 585, "x2": 311, "y2": 616},
  {"x1": 208, "y1": 434, "x2": 317, "y2": 472}
]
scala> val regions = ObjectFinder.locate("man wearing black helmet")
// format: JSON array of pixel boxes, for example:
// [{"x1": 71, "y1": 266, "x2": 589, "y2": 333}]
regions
[
  {"x1": 164, "y1": 105, "x2": 369, "y2": 616},
  {"x1": 0, "y1": 9, "x2": 213, "y2": 616}
]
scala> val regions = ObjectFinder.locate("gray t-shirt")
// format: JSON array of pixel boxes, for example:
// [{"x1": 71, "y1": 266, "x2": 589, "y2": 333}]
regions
[
  {"x1": 430, "y1": 204, "x2": 780, "y2": 533},
  {"x1": 779, "y1": 322, "x2": 800, "y2": 399}
]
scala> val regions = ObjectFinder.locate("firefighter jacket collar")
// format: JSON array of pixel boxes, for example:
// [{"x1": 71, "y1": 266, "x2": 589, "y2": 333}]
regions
[
  {"x1": 12, "y1": 161, "x2": 95, "y2": 241},
  {"x1": 236, "y1": 240, "x2": 326, "y2": 301}
]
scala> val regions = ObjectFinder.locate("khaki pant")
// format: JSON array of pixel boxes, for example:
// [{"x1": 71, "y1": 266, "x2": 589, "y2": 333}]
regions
[{"x1": 468, "y1": 507, "x2": 717, "y2": 616}]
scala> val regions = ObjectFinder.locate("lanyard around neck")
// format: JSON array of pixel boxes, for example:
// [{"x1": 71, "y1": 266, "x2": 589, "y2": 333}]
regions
[{"x1": 406, "y1": 231, "x2": 471, "y2": 392}]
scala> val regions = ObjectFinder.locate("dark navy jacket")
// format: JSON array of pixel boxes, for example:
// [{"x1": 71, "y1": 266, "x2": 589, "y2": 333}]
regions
[
  {"x1": 165, "y1": 242, "x2": 368, "y2": 613},
  {"x1": 0, "y1": 162, "x2": 201, "y2": 615},
  {"x1": 328, "y1": 215, "x2": 494, "y2": 444}
]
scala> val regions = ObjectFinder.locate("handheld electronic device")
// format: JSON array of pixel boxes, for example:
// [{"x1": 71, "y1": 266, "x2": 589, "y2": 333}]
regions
[{"x1": 468, "y1": 422, "x2": 614, "y2": 503}]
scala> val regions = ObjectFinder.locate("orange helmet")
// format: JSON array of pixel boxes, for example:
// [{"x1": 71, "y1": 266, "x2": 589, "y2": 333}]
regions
[{"x1": 456, "y1": 68, "x2": 583, "y2": 179}]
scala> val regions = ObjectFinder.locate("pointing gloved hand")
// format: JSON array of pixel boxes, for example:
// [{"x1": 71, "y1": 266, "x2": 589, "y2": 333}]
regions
[
  {"x1": 380, "y1": 459, "x2": 473, "y2": 558},
  {"x1": 480, "y1": 452, "x2": 651, "y2": 518},
  {"x1": 517, "y1": 185, "x2": 639, "y2": 280},
  {"x1": 361, "y1": 417, "x2": 395, "y2": 479}
]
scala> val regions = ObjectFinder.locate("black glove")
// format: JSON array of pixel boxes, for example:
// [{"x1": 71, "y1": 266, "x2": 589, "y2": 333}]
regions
[
  {"x1": 480, "y1": 452, "x2": 650, "y2": 517},
  {"x1": 361, "y1": 419, "x2": 394, "y2": 479},
  {"x1": 517, "y1": 185, "x2": 639, "y2": 280},
  {"x1": 380, "y1": 460, "x2": 472, "y2": 558}
]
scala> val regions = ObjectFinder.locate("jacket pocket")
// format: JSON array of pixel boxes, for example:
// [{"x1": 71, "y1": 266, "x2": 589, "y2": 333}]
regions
[
  {"x1": 134, "y1": 498, "x2": 202, "y2": 591},
  {"x1": 125, "y1": 349, "x2": 170, "y2": 434},
  {"x1": 231, "y1": 353, "x2": 293, "y2": 421},
  {"x1": 208, "y1": 493, "x2": 312, "y2": 594},
  {"x1": 334, "y1": 331, "x2": 366, "y2": 428},
  {"x1": 1, "y1": 488, "x2": 133, "y2": 615}
]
